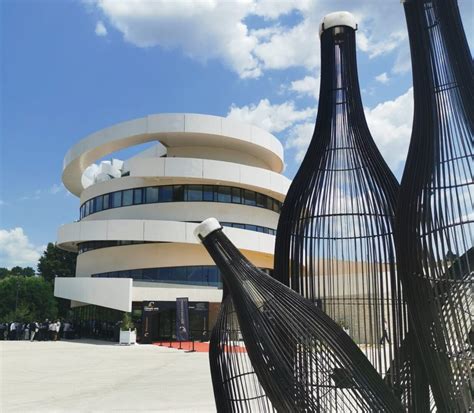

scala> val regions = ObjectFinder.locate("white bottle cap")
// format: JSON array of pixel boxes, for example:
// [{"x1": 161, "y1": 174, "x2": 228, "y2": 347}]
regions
[
  {"x1": 319, "y1": 11, "x2": 358, "y2": 37},
  {"x1": 194, "y1": 218, "x2": 222, "y2": 241}
]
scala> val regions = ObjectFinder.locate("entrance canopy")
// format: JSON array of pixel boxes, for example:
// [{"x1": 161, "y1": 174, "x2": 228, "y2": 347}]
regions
[{"x1": 55, "y1": 277, "x2": 132, "y2": 312}]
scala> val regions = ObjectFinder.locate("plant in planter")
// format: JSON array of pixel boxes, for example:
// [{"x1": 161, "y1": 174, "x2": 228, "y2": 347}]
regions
[{"x1": 119, "y1": 312, "x2": 136, "y2": 345}]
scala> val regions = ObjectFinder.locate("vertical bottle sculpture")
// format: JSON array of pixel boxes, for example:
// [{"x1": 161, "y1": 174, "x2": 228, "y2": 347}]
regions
[
  {"x1": 396, "y1": 0, "x2": 473, "y2": 410},
  {"x1": 274, "y1": 11, "x2": 411, "y2": 403},
  {"x1": 195, "y1": 218, "x2": 404, "y2": 412}
]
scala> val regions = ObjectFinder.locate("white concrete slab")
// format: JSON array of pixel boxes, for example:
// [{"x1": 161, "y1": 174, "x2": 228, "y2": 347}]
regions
[{"x1": 0, "y1": 340, "x2": 215, "y2": 413}]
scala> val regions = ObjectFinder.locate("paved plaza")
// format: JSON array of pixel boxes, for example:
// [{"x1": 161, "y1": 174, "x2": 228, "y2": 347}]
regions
[{"x1": 0, "y1": 340, "x2": 215, "y2": 412}]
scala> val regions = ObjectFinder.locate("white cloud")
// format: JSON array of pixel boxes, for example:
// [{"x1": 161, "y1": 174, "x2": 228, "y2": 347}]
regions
[
  {"x1": 227, "y1": 98, "x2": 315, "y2": 133},
  {"x1": 230, "y1": 88, "x2": 414, "y2": 172},
  {"x1": 0, "y1": 228, "x2": 45, "y2": 269},
  {"x1": 365, "y1": 88, "x2": 413, "y2": 172},
  {"x1": 375, "y1": 72, "x2": 390, "y2": 84},
  {"x1": 357, "y1": 30, "x2": 406, "y2": 59},
  {"x1": 289, "y1": 75, "x2": 320, "y2": 100},
  {"x1": 87, "y1": 0, "x2": 430, "y2": 78},
  {"x1": 49, "y1": 183, "x2": 63, "y2": 195},
  {"x1": 253, "y1": 17, "x2": 320, "y2": 71},
  {"x1": 91, "y1": 0, "x2": 262, "y2": 78},
  {"x1": 286, "y1": 121, "x2": 315, "y2": 162},
  {"x1": 95, "y1": 20, "x2": 108, "y2": 37},
  {"x1": 392, "y1": 45, "x2": 411, "y2": 75}
]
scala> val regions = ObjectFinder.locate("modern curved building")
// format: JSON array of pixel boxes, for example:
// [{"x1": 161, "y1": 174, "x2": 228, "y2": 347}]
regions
[{"x1": 54, "y1": 113, "x2": 290, "y2": 341}]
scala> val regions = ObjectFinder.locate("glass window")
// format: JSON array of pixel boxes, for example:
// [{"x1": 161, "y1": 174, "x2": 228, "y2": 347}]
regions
[
  {"x1": 173, "y1": 267, "x2": 187, "y2": 283},
  {"x1": 103, "y1": 194, "x2": 110, "y2": 210},
  {"x1": 187, "y1": 267, "x2": 204, "y2": 285},
  {"x1": 186, "y1": 185, "x2": 202, "y2": 201},
  {"x1": 203, "y1": 185, "x2": 214, "y2": 201},
  {"x1": 133, "y1": 188, "x2": 143, "y2": 205},
  {"x1": 159, "y1": 186, "x2": 173, "y2": 202},
  {"x1": 217, "y1": 186, "x2": 231, "y2": 203},
  {"x1": 122, "y1": 190, "x2": 133, "y2": 206},
  {"x1": 233, "y1": 223, "x2": 245, "y2": 229},
  {"x1": 111, "y1": 192, "x2": 121, "y2": 208},
  {"x1": 145, "y1": 187, "x2": 159, "y2": 203},
  {"x1": 231, "y1": 187, "x2": 242, "y2": 203},
  {"x1": 173, "y1": 185, "x2": 184, "y2": 201},
  {"x1": 143, "y1": 268, "x2": 157, "y2": 280},
  {"x1": 272, "y1": 199, "x2": 280, "y2": 212},
  {"x1": 208, "y1": 267, "x2": 220, "y2": 286},
  {"x1": 130, "y1": 269, "x2": 143, "y2": 280},
  {"x1": 266, "y1": 196, "x2": 273, "y2": 210},
  {"x1": 243, "y1": 190, "x2": 256, "y2": 206},
  {"x1": 85, "y1": 201, "x2": 90, "y2": 216},
  {"x1": 95, "y1": 196, "x2": 103, "y2": 212},
  {"x1": 256, "y1": 193, "x2": 266, "y2": 208}
]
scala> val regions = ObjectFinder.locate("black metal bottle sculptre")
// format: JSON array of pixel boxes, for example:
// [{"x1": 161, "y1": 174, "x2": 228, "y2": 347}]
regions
[
  {"x1": 194, "y1": 218, "x2": 404, "y2": 412},
  {"x1": 396, "y1": 0, "x2": 473, "y2": 411},
  {"x1": 274, "y1": 11, "x2": 410, "y2": 407}
]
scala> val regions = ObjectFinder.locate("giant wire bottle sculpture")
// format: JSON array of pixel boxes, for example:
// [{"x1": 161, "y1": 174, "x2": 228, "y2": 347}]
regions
[
  {"x1": 396, "y1": 0, "x2": 473, "y2": 410},
  {"x1": 209, "y1": 294, "x2": 275, "y2": 412},
  {"x1": 274, "y1": 11, "x2": 411, "y2": 405},
  {"x1": 195, "y1": 218, "x2": 404, "y2": 413}
]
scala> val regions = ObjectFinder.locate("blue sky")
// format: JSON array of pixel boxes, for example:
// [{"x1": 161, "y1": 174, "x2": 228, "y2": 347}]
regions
[{"x1": 0, "y1": 0, "x2": 472, "y2": 269}]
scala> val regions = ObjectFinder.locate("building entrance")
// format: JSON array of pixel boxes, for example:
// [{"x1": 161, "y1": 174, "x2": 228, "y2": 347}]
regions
[{"x1": 140, "y1": 301, "x2": 209, "y2": 343}]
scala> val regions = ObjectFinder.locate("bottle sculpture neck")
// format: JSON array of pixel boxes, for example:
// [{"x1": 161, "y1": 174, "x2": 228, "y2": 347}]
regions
[
  {"x1": 315, "y1": 25, "x2": 367, "y2": 148},
  {"x1": 402, "y1": 0, "x2": 473, "y2": 174}
]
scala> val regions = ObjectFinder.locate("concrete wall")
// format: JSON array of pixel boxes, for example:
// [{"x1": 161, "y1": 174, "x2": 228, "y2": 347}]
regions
[{"x1": 75, "y1": 243, "x2": 274, "y2": 277}]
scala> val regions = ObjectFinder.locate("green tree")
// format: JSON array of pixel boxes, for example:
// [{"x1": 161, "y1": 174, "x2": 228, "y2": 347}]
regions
[
  {"x1": 10, "y1": 266, "x2": 35, "y2": 277},
  {"x1": 0, "y1": 276, "x2": 57, "y2": 322},
  {"x1": 37, "y1": 243, "x2": 77, "y2": 318},
  {"x1": 0, "y1": 266, "x2": 36, "y2": 278},
  {"x1": 37, "y1": 243, "x2": 77, "y2": 284},
  {"x1": 0, "y1": 268, "x2": 10, "y2": 279}
]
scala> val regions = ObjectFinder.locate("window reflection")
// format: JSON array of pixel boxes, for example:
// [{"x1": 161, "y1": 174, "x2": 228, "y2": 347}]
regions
[
  {"x1": 79, "y1": 184, "x2": 282, "y2": 219},
  {"x1": 91, "y1": 265, "x2": 273, "y2": 287},
  {"x1": 122, "y1": 189, "x2": 133, "y2": 206}
]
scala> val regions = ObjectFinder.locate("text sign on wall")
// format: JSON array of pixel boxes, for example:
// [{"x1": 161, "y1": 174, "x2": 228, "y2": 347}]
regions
[{"x1": 176, "y1": 297, "x2": 189, "y2": 341}]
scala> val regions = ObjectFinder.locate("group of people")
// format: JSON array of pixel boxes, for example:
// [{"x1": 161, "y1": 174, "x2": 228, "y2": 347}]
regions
[{"x1": 0, "y1": 320, "x2": 75, "y2": 341}]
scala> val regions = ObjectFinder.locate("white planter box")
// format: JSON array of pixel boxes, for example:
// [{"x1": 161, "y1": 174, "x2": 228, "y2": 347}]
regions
[{"x1": 119, "y1": 330, "x2": 136, "y2": 345}]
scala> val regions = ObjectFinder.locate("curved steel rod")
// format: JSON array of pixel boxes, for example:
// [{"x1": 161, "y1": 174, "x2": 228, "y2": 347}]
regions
[
  {"x1": 396, "y1": 0, "x2": 473, "y2": 410},
  {"x1": 196, "y1": 219, "x2": 404, "y2": 413}
]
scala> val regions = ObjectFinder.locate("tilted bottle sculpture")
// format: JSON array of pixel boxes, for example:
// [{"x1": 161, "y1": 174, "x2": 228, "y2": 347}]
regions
[
  {"x1": 195, "y1": 218, "x2": 404, "y2": 413},
  {"x1": 396, "y1": 0, "x2": 473, "y2": 410},
  {"x1": 274, "y1": 11, "x2": 411, "y2": 404}
]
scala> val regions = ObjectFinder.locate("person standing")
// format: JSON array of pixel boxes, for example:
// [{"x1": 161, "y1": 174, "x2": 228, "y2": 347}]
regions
[
  {"x1": 23, "y1": 322, "x2": 30, "y2": 340},
  {"x1": 380, "y1": 319, "x2": 390, "y2": 345},
  {"x1": 42, "y1": 319, "x2": 50, "y2": 341},
  {"x1": 30, "y1": 322, "x2": 39, "y2": 342},
  {"x1": 55, "y1": 320, "x2": 61, "y2": 341},
  {"x1": 9, "y1": 321, "x2": 16, "y2": 341},
  {"x1": 49, "y1": 320, "x2": 56, "y2": 341}
]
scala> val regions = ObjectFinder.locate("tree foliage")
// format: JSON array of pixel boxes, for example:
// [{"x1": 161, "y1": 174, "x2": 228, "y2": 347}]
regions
[
  {"x1": 0, "y1": 276, "x2": 57, "y2": 322},
  {"x1": 37, "y1": 243, "x2": 77, "y2": 284},
  {"x1": 0, "y1": 266, "x2": 35, "y2": 279}
]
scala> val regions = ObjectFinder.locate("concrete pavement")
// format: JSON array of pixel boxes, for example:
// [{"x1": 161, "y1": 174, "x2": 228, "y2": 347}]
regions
[{"x1": 0, "y1": 340, "x2": 215, "y2": 412}]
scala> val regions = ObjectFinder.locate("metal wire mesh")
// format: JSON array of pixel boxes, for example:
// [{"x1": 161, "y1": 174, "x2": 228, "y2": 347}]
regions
[
  {"x1": 396, "y1": 0, "x2": 473, "y2": 410},
  {"x1": 273, "y1": 20, "x2": 413, "y2": 409},
  {"x1": 198, "y1": 225, "x2": 404, "y2": 412}
]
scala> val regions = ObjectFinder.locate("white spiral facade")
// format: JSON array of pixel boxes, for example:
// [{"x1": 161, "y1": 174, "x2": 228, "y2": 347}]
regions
[{"x1": 54, "y1": 113, "x2": 290, "y2": 333}]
